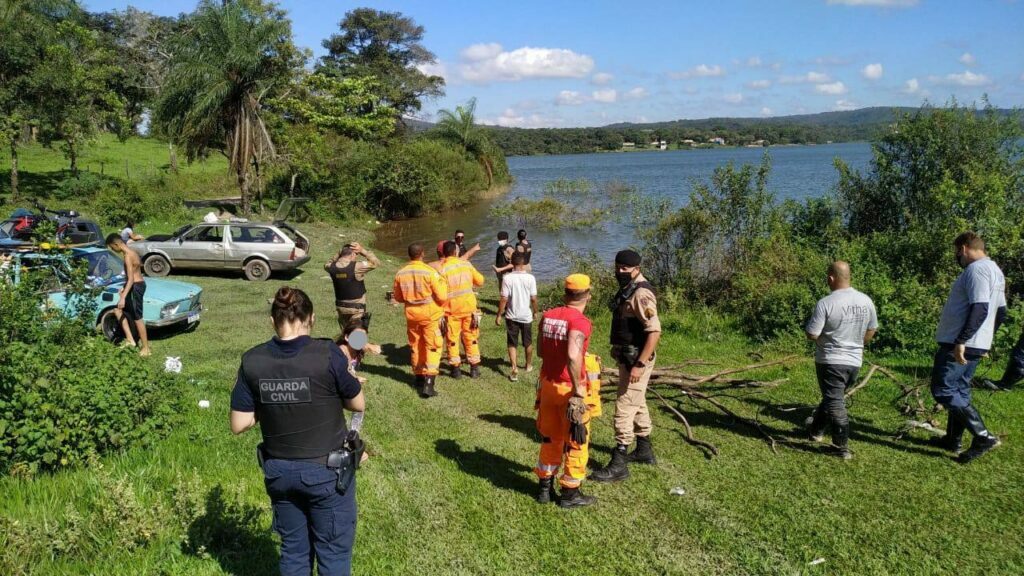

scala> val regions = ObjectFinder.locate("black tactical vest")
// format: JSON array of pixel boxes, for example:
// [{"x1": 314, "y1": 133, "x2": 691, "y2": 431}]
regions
[
  {"x1": 331, "y1": 260, "x2": 366, "y2": 305},
  {"x1": 241, "y1": 338, "x2": 347, "y2": 460},
  {"x1": 610, "y1": 281, "x2": 655, "y2": 348}
]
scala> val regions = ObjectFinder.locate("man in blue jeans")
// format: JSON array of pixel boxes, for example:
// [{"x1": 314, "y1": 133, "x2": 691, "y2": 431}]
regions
[
  {"x1": 931, "y1": 232, "x2": 1006, "y2": 464},
  {"x1": 230, "y1": 287, "x2": 366, "y2": 575}
]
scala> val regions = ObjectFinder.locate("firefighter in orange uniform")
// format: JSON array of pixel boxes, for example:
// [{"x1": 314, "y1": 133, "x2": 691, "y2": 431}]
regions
[
  {"x1": 438, "y1": 241, "x2": 486, "y2": 378},
  {"x1": 533, "y1": 273, "x2": 597, "y2": 508},
  {"x1": 392, "y1": 242, "x2": 448, "y2": 398}
]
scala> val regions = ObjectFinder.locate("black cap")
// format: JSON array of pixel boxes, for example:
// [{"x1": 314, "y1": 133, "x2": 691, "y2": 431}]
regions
[{"x1": 615, "y1": 249, "x2": 642, "y2": 267}]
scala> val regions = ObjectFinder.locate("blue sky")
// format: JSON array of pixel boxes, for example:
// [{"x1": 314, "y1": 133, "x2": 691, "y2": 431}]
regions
[{"x1": 87, "y1": 0, "x2": 1024, "y2": 127}]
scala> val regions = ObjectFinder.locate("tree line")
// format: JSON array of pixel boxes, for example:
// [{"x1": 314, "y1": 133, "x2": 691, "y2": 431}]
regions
[{"x1": 0, "y1": 1, "x2": 508, "y2": 218}]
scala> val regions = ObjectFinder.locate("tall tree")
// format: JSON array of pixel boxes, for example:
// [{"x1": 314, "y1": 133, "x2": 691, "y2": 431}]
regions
[
  {"x1": 0, "y1": 0, "x2": 79, "y2": 196},
  {"x1": 154, "y1": 0, "x2": 303, "y2": 213},
  {"x1": 317, "y1": 8, "x2": 444, "y2": 118},
  {"x1": 432, "y1": 98, "x2": 496, "y2": 187}
]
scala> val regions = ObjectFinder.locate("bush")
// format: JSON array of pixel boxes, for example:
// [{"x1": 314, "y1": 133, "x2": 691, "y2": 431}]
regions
[
  {"x1": 92, "y1": 181, "x2": 146, "y2": 227},
  {"x1": 0, "y1": 265, "x2": 178, "y2": 476},
  {"x1": 52, "y1": 172, "x2": 109, "y2": 201}
]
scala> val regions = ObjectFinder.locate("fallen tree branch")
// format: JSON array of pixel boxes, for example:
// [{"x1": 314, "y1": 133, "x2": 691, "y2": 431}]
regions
[
  {"x1": 844, "y1": 365, "x2": 879, "y2": 398},
  {"x1": 650, "y1": 388, "x2": 719, "y2": 457},
  {"x1": 688, "y1": 355, "x2": 801, "y2": 386}
]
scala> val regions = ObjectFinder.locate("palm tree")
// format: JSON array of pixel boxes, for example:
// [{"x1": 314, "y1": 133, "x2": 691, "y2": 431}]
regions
[
  {"x1": 434, "y1": 97, "x2": 495, "y2": 187},
  {"x1": 154, "y1": 0, "x2": 300, "y2": 214}
]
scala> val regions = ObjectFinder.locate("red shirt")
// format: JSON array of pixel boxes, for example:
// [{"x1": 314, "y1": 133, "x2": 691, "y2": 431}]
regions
[{"x1": 539, "y1": 306, "x2": 592, "y2": 383}]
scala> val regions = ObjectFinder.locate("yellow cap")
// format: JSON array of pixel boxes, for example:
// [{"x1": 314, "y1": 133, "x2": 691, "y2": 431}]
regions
[{"x1": 565, "y1": 273, "x2": 591, "y2": 291}]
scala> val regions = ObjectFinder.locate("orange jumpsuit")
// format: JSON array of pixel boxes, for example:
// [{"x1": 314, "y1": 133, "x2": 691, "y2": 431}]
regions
[
  {"x1": 534, "y1": 306, "x2": 593, "y2": 489},
  {"x1": 439, "y1": 256, "x2": 485, "y2": 367},
  {"x1": 392, "y1": 260, "x2": 448, "y2": 376}
]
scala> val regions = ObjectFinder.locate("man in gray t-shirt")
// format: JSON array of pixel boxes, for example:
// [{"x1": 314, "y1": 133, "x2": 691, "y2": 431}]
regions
[
  {"x1": 805, "y1": 261, "x2": 878, "y2": 459},
  {"x1": 929, "y1": 232, "x2": 1005, "y2": 464}
]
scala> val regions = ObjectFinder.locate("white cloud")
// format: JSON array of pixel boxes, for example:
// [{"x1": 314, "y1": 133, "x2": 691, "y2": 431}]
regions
[
  {"x1": 591, "y1": 72, "x2": 614, "y2": 85},
  {"x1": 861, "y1": 63, "x2": 883, "y2": 80},
  {"x1": 483, "y1": 107, "x2": 564, "y2": 128},
  {"x1": 457, "y1": 44, "x2": 595, "y2": 83},
  {"x1": 959, "y1": 52, "x2": 976, "y2": 66},
  {"x1": 591, "y1": 88, "x2": 618, "y2": 103},
  {"x1": 834, "y1": 99, "x2": 858, "y2": 111},
  {"x1": 747, "y1": 79, "x2": 772, "y2": 89},
  {"x1": 746, "y1": 56, "x2": 763, "y2": 67},
  {"x1": 811, "y1": 55, "x2": 853, "y2": 66},
  {"x1": 902, "y1": 78, "x2": 920, "y2": 93},
  {"x1": 555, "y1": 90, "x2": 586, "y2": 106},
  {"x1": 670, "y1": 64, "x2": 725, "y2": 79},
  {"x1": 760, "y1": 107, "x2": 773, "y2": 116},
  {"x1": 779, "y1": 71, "x2": 831, "y2": 84},
  {"x1": 624, "y1": 87, "x2": 649, "y2": 100},
  {"x1": 815, "y1": 81, "x2": 848, "y2": 95},
  {"x1": 416, "y1": 61, "x2": 447, "y2": 80},
  {"x1": 933, "y1": 70, "x2": 992, "y2": 86},
  {"x1": 723, "y1": 92, "x2": 744, "y2": 104},
  {"x1": 826, "y1": 0, "x2": 919, "y2": 6}
]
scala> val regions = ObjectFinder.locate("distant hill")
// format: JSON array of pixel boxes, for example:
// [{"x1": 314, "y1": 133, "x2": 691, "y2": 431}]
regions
[{"x1": 473, "y1": 106, "x2": 1018, "y2": 156}]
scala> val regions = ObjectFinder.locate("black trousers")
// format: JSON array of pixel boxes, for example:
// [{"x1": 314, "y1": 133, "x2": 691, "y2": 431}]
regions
[{"x1": 810, "y1": 363, "x2": 860, "y2": 446}]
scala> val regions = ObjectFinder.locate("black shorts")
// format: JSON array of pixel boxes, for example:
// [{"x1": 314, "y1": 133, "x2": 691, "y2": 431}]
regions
[
  {"x1": 123, "y1": 282, "x2": 146, "y2": 322},
  {"x1": 505, "y1": 320, "x2": 533, "y2": 347}
]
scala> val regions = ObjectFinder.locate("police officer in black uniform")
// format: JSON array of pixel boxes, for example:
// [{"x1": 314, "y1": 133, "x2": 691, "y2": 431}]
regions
[
  {"x1": 231, "y1": 286, "x2": 366, "y2": 576},
  {"x1": 326, "y1": 242, "x2": 380, "y2": 333}
]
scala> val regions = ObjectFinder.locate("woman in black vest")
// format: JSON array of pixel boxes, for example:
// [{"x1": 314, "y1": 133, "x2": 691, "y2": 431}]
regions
[{"x1": 230, "y1": 287, "x2": 365, "y2": 576}]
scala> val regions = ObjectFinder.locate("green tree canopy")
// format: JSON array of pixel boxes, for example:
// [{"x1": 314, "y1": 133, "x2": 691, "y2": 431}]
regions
[
  {"x1": 272, "y1": 72, "x2": 397, "y2": 140},
  {"x1": 317, "y1": 8, "x2": 444, "y2": 117}
]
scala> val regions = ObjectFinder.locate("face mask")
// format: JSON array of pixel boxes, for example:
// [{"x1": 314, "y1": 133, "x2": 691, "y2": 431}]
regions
[
  {"x1": 498, "y1": 240, "x2": 507, "y2": 246},
  {"x1": 615, "y1": 271, "x2": 634, "y2": 288}
]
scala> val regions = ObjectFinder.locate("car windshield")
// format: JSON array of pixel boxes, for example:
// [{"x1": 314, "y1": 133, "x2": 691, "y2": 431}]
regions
[
  {"x1": 75, "y1": 250, "x2": 126, "y2": 287},
  {"x1": 0, "y1": 220, "x2": 13, "y2": 239},
  {"x1": 171, "y1": 224, "x2": 192, "y2": 238}
]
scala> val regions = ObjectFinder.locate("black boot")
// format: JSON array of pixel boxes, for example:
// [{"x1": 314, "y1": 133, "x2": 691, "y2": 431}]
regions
[
  {"x1": 832, "y1": 423, "x2": 852, "y2": 460},
  {"x1": 536, "y1": 477, "x2": 557, "y2": 504},
  {"x1": 805, "y1": 412, "x2": 826, "y2": 442},
  {"x1": 421, "y1": 376, "x2": 437, "y2": 398},
  {"x1": 957, "y1": 405, "x2": 1000, "y2": 464},
  {"x1": 470, "y1": 364, "x2": 481, "y2": 378},
  {"x1": 928, "y1": 411, "x2": 965, "y2": 453},
  {"x1": 589, "y1": 444, "x2": 630, "y2": 483},
  {"x1": 626, "y1": 436, "x2": 657, "y2": 465},
  {"x1": 450, "y1": 364, "x2": 462, "y2": 379},
  {"x1": 414, "y1": 375, "x2": 426, "y2": 390},
  {"x1": 558, "y1": 486, "x2": 597, "y2": 508}
]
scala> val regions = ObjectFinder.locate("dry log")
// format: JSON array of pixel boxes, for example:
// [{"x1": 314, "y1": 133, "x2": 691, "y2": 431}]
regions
[
  {"x1": 650, "y1": 388, "x2": 719, "y2": 456},
  {"x1": 844, "y1": 365, "x2": 879, "y2": 398}
]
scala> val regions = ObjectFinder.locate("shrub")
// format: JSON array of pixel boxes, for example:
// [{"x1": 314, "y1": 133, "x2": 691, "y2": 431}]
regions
[
  {"x1": 52, "y1": 172, "x2": 109, "y2": 201},
  {"x1": 92, "y1": 181, "x2": 146, "y2": 227},
  {"x1": 0, "y1": 265, "x2": 178, "y2": 476}
]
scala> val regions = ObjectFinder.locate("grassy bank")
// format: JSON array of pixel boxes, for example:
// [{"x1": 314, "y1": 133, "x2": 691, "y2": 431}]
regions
[{"x1": 1, "y1": 218, "x2": 1022, "y2": 575}]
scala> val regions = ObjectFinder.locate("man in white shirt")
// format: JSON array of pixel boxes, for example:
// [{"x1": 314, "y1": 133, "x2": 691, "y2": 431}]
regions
[
  {"x1": 495, "y1": 252, "x2": 537, "y2": 381},
  {"x1": 805, "y1": 261, "x2": 878, "y2": 460},
  {"x1": 931, "y1": 232, "x2": 1005, "y2": 464}
]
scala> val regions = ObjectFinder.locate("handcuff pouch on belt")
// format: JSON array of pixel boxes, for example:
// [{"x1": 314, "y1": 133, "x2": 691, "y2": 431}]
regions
[{"x1": 611, "y1": 344, "x2": 641, "y2": 367}]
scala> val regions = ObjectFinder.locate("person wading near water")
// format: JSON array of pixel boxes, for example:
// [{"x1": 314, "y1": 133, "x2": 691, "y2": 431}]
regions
[
  {"x1": 230, "y1": 287, "x2": 366, "y2": 576},
  {"x1": 496, "y1": 251, "x2": 537, "y2": 381},
  {"x1": 804, "y1": 261, "x2": 878, "y2": 460},
  {"x1": 534, "y1": 274, "x2": 597, "y2": 508},
  {"x1": 515, "y1": 229, "x2": 533, "y2": 272},
  {"x1": 105, "y1": 233, "x2": 151, "y2": 356},
  {"x1": 439, "y1": 240, "x2": 485, "y2": 379},
  {"x1": 325, "y1": 242, "x2": 380, "y2": 334},
  {"x1": 930, "y1": 231, "x2": 1006, "y2": 464},
  {"x1": 393, "y1": 243, "x2": 448, "y2": 397},
  {"x1": 591, "y1": 249, "x2": 661, "y2": 483}
]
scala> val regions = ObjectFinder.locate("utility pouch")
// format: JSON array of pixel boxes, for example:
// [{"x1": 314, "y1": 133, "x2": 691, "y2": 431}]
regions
[
  {"x1": 471, "y1": 311, "x2": 482, "y2": 330},
  {"x1": 256, "y1": 442, "x2": 266, "y2": 469},
  {"x1": 612, "y1": 345, "x2": 640, "y2": 367}
]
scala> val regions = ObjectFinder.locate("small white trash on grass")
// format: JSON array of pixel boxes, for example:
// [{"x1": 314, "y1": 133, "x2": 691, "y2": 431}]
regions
[
  {"x1": 808, "y1": 558, "x2": 826, "y2": 567},
  {"x1": 164, "y1": 357, "x2": 182, "y2": 373},
  {"x1": 198, "y1": 400, "x2": 210, "y2": 409},
  {"x1": 669, "y1": 487, "x2": 686, "y2": 496}
]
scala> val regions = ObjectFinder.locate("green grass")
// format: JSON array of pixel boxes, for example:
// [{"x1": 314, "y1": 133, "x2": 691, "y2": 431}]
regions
[{"x1": 2, "y1": 220, "x2": 1023, "y2": 575}]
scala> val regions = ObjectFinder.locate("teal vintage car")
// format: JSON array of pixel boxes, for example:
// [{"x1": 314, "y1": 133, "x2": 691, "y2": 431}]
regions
[{"x1": 8, "y1": 246, "x2": 203, "y2": 341}]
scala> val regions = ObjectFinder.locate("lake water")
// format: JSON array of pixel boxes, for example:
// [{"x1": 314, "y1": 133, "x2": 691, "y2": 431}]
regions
[{"x1": 376, "y1": 142, "x2": 873, "y2": 280}]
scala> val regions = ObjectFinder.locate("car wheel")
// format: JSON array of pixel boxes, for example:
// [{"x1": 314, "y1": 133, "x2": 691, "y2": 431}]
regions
[
  {"x1": 144, "y1": 254, "x2": 171, "y2": 277},
  {"x1": 98, "y1": 308, "x2": 123, "y2": 343},
  {"x1": 244, "y1": 258, "x2": 271, "y2": 282}
]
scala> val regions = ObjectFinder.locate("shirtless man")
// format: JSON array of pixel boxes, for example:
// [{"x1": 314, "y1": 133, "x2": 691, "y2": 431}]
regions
[{"x1": 106, "y1": 233, "x2": 151, "y2": 356}]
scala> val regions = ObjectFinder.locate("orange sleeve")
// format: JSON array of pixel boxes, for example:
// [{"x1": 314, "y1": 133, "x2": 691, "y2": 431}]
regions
[
  {"x1": 471, "y1": 265, "x2": 485, "y2": 287},
  {"x1": 431, "y1": 270, "x2": 448, "y2": 305},
  {"x1": 392, "y1": 273, "x2": 406, "y2": 303}
]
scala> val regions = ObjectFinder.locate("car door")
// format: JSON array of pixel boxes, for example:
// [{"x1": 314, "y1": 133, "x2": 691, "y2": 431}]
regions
[
  {"x1": 175, "y1": 224, "x2": 226, "y2": 269},
  {"x1": 223, "y1": 225, "x2": 251, "y2": 268}
]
